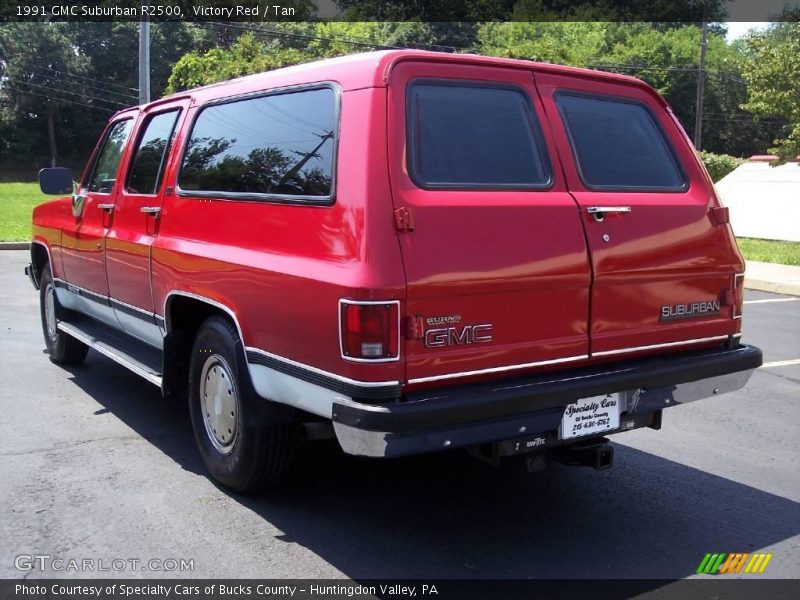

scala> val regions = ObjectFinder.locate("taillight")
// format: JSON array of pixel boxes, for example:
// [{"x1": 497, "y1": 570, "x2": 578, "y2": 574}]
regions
[
  {"x1": 733, "y1": 273, "x2": 744, "y2": 319},
  {"x1": 339, "y1": 300, "x2": 400, "y2": 361}
]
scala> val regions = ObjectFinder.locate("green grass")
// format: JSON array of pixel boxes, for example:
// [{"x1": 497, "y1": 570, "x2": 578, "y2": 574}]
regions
[
  {"x1": 0, "y1": 182, "x2": 49, "y2": 241},
  {"x1": 737, "y1": 237, "x2": 800, "y2": 266}
]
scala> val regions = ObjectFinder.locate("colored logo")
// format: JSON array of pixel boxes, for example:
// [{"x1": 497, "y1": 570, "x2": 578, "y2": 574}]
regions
[{"x1": 696, "y1": 552, "x2": 773, "y2": 575}]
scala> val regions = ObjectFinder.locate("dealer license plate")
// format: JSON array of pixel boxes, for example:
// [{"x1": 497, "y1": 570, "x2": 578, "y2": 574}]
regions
[{"x1": 560, "y1": 393, "x2": 621, "y2": 440}]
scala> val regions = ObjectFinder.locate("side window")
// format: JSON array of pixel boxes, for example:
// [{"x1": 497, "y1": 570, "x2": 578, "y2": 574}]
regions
[
  {"x1": 555, "y1": 93, "x2": 686, "y2": 191},
  {"x1": 178, "y1": 87, "x2": 336, "y2": 200},
  {"x1": 86, "y1": 119, "x2": 134, "y2": 194},
  {"x1": 407, "y1": 82, "x2": 552, "y2": 189},
  {"x1": 126, "y1": 109, "x2": 181, "y2": 195}
]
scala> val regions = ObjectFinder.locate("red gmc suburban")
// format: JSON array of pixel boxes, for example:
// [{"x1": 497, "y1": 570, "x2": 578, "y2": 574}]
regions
[{"x1": 27, "y1": 51, "x2": 762, "y2": 492}]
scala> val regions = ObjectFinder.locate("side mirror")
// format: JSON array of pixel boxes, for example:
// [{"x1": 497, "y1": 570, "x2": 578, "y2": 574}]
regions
[{"x1": 38, "y1": 167, "x2": 74, "y2": 195}]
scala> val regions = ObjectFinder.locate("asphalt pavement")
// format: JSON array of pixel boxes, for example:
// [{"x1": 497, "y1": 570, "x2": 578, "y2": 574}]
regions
[{"x1": 0, "y1": 250, "x2": 798, "y2": 580}]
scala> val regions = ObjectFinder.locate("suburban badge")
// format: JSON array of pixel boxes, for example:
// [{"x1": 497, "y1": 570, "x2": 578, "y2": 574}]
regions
[{"x1": 660, "y1": 300, "x2": 721, "y2": 321}]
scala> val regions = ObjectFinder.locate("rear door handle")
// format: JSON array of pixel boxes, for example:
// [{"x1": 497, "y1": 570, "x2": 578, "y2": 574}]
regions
[
  {"x1": 96, "y1": 203, "x2": 115, "y2": 211},
  {"x1": 140, "y1": 206, "x2": 162, "y2": 216},
  {"x1": 587, "y1": 206, "x2": 631, "y2": 222}
]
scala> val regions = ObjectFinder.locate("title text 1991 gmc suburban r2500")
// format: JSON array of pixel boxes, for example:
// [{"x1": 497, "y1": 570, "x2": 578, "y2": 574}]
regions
[{"x1": 27, "y1": 50, "x2": 762, "y2": 492}]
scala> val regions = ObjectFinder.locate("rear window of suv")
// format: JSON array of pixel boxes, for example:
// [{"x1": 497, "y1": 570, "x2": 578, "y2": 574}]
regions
[
  {"x1": 178, "y1": 86, "x2": 336, "y2": 201},
  {"x1": 407, "y1": 81, "x2": 552, "y2": 189},
  {"x1": 555, "y1": 93, "x2": 686, "y2": 191}
]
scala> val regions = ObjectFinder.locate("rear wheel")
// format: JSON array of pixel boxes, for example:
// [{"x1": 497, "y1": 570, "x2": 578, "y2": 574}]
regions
[
  {"x1": 188, "y1": 315, "x2": 296, "y2": 493},
  {"x1": 39, "y1": 265, "x2": 88, "y2": 365}
]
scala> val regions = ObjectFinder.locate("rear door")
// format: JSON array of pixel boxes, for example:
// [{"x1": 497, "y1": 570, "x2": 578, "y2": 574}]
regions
[
  {"x1": 106, "y1": 100, "x2": 187, "y2": 348},
  {"x1": 535, "y1": 72, "x2": 743, "y2": 358},
  {"x1": 388, "y1": 61, "x2": 591, "y2": 385}
]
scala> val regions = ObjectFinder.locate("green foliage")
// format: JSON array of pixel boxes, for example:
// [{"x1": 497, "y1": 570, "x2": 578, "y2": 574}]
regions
[
  {"x1": 737, "y1": 238, "x2": 800, "y2": 266},
  {"x1": 741, "y1": 23, "x2": 800, "y2": 164},
  {"x1": 477, "y1": 22, "x2": 609, "y2": 65},
  {"x1": 166, "y1": 23, "x2": 441, "y2": 94},
  {"x1": 0, "y1": 182, "x2": 48, "y2": 241},
  {"x1": 698, "y1": 151, "x2": 745, "y2": 182},
  {"x1": 0, "y1": 22, "x2": 221, "y2": 175},
  {"x1": 166, "y1": 33, "x2": 313, "y2": 94}
]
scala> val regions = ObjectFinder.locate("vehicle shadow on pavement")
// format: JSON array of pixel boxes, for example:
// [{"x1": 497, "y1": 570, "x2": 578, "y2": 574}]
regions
[{"x1": 66, "y1": 352, "x2": 800, "y2": 582}]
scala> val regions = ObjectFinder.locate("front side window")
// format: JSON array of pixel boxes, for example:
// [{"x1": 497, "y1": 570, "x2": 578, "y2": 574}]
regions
[
  {"x1": 555, "y1": 93, "x2": 686, "y2": 191},
  {"x1": 407, "y1": 82, "x2": 552, "y2": 189},
  {"x1": 126, "y1": 109, "x2": 181, "y2": 195},
  {"x1": 87, "y1": 119, "x2": 134, "y2": 194},
  {"x1": 178, "y1": 87, "x2": 336, "y2": 199}
]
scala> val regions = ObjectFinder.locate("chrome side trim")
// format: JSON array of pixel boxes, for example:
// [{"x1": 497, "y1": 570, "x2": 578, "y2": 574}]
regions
[
  {"x1": 338, "y1": 299, "x2": 402, "y2": 363},
  {"x1": 110, "y1": 295, "x2": 154, "y2": 318},
  {"x1": 54, "y1": 282, "x2": 120, "y2": 330},
  {"x1": 114, "y1": 310, "x2": 164, "y2": 350},
  {"x1": 56, "y1": 321, "x2": 162, "y2": 387},
  {"x1": 248, "y1": 362, "x2": 348, "y2": 419},
  {"x1": 591, "y1": 335, "x2": 730, "y2": 358},
  {"x1": 407, "y1": 354, "x2": 590, "y2": 385},
  {"x1": 246, "y1": 346, "x2": 401, "y2": 388},
  {"x1": 163, "y1": 290, "x2": 244, "y2": 344}
]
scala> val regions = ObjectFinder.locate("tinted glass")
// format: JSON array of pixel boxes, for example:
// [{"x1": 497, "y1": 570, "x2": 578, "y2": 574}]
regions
[
  {"x1": 556, "y1": 94, "x2": 685, "y2": 190},
  {"x1": 87, "y1": 119, "x2": 133, "y2": 194},
  {"x1": 126, "y1": 110, "x2": 180, "y2": 195},
  {"x1": 408, "y1": 83, "x2": 550, "y2": 188},
  {"x1": 179, "y1": 87, "x2": 335, "y2": 197}
]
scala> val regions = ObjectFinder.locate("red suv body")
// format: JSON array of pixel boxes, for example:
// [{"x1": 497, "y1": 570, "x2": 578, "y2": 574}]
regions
[{"x1": 27, "y1": 51, "x2": 761, "y2": 491}]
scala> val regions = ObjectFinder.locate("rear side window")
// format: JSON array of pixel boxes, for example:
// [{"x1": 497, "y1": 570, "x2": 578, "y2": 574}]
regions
[
  {"x1": 126, "y1": 109, "x2": 181, "y2": 195},
  {"x1": 178, "y1": 86, "x2": 336, "y2": 200},
  {"x1": 556, "y1": 93, "x2": 686, "y2": 191},
  {"x1": 86, "y1": 119, "x2": 133, "y2": 194},
  {"x1": 407, "y1": 82, "x2": 551, "y2": 189}
]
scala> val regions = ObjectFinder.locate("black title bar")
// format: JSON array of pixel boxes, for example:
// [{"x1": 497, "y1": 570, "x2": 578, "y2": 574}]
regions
[{"x1": 2, "y1": 1, "x2": 799, "y2": 23}]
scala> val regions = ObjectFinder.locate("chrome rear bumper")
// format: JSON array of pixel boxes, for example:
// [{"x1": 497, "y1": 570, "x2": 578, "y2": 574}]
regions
[{"x1": 332, "y1": 344, "x2": 761, "y2": 458}]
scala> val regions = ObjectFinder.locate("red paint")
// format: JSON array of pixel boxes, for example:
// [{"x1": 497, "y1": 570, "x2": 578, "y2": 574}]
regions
[{"x1": 31, "y1": 50, "x2": 744, "y2": 391}]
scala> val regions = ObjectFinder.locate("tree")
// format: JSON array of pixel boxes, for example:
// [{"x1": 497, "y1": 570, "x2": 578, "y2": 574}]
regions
[
  {"x1": 477, "y1": 22, "x2": 609, "y2": 65},
  {"x1": 166, "y1": 32, "x2": 315, "y2": 94},
  {"x1": 0, "y1": 23, "x2": 99, "y2": 172},
  {"x1": 741, "y1": 22, "x2": 800, "y2": 163}
]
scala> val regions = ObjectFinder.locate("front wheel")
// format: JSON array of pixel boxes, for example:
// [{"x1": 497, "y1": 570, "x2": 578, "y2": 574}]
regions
[
  {"x1": 188, "y1": 316, "x2": 296, "y2": 493},
  {"x1": 39, "y1": 265, "x2": 88, "y2": 365}
]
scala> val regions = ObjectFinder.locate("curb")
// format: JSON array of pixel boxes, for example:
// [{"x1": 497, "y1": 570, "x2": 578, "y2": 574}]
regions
[
  {"x1": 744, "y1": 278, "x2": 800, "y2": 297},
  {"x1": 0, "y1": 242, "x2": 30, "y2": 250}
]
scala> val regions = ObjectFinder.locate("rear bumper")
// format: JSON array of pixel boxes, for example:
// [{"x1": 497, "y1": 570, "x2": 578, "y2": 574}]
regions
[{"x1": 331, "y1": 343, "x2": 762, "y2": 457}]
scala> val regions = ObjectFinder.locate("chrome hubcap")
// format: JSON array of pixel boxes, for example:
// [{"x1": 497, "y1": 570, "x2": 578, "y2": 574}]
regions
[
  {"x1": 44, "y1": 284, "x2": 57, "y2": 341},
  {"x1": 200, "y1": 354, "x2": 239, "y2": 454}
]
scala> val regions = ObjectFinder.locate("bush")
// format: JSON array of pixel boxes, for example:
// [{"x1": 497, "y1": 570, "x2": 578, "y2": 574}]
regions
[{"x1": 699, "y1": 151, "x2": 745, "y2": 182}]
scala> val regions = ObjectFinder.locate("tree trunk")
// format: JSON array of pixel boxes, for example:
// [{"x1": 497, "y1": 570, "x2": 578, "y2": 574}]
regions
[{"x1": 47, "y1": 106, "x2": 58, "y2": 167}]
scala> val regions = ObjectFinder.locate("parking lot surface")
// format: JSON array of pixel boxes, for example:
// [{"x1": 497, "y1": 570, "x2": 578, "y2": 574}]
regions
[{"x1": 1, "y1": 250, "x2": 798, "y2": 580}]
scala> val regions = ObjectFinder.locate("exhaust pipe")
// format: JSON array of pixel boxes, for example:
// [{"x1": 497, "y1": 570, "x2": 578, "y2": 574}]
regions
[{"x1": 551, "y1": 438, "x2": 614, "y2": 471}]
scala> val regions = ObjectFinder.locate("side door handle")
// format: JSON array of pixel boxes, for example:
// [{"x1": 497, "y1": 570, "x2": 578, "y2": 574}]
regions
[
  {"x1": 140, "y1": 206, "x2": 162, "y2": 216},
  {"x1": 587, "y1": 206, "x2": 631, "y2": 222},
  {"x1": 96, "y1": 203, "x2": 115, "y2": 211}
]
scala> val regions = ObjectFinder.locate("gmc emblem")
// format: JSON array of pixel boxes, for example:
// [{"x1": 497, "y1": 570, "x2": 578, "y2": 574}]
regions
[{"x1": 424, "y1": 324, "x2": 493, "y2": 348}]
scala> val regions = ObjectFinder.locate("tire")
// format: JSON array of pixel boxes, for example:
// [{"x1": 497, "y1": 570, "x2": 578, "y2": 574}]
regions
[
  {"x1": 39, "y1": 265, "x2": 88, "y2": 365},
  {"x1": 188, "y1": 315, "x2": 296, "y2": 493}
]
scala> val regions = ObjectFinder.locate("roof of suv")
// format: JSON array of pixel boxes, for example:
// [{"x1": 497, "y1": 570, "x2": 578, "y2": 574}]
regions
[{"x1": 138, "y1": 49, "x2": 653, "y2": 112}]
